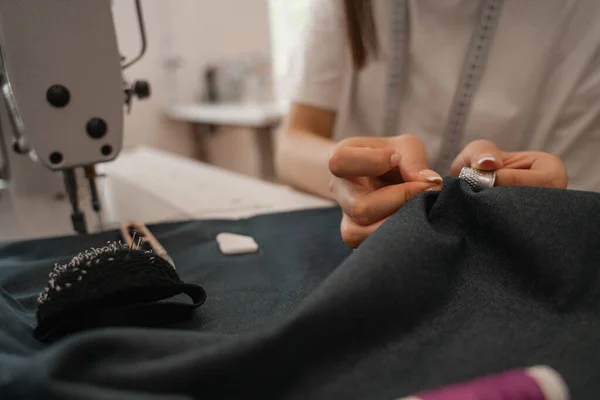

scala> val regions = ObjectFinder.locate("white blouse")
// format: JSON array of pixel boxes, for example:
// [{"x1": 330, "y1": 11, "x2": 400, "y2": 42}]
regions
[{"x1": 290, "y1": 0, "x2": 600, "y2": 192}]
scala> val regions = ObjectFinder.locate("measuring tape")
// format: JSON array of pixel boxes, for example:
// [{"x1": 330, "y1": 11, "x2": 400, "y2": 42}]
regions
[{"x1": 383, "y1": 0, "x2": 504, "y2": 175}]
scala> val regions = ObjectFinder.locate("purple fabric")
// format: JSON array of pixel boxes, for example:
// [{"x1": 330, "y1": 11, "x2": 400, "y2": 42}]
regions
[{"x1": 416, "y1": 370, "x2": 546, "y2": 400}]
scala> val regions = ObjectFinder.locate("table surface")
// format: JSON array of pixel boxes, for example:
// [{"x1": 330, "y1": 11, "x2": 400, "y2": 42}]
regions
[
  {"x1": 0, "y1": 147, "x2": 333, "y2": 242},
  {"x1": 165, "y1": 102, "x2": 287, "y2": 128}
]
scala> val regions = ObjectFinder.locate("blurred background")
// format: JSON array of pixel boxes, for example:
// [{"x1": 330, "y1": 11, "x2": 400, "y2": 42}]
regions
[{"x1": 114, "y1": 0, "x2": 311, "y2": 181}]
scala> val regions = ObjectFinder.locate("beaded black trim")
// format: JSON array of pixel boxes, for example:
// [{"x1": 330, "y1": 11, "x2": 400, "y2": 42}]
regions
[{"x1": 38, "y1": 241, "x2": 159, "y2": 305}]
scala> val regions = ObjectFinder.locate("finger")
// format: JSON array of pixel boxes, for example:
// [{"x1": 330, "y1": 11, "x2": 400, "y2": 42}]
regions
[
  {"x1": 392, "y1": 135, "x2": 443, "y2": 183},
  {"x1": 329, "y1": 146, "x2": 399, "y2": 178},
  {"x1": 496, "y1": 169, "x2": 568, "y2": 189},
  {"x1": 347, "y1": 181, "x2": 439, "y2": 226},
  {"x1": 450, "y1": 139, "x2": 504, "y2": 175},
  {"x1": 337, "y1": 136, "x2": 399, "y2": 148},
  {"x1": 501, "y1": 152, "x2": 536, "y2": 169},
  {"x1": 340, "y1": 213, "x2": 388, "y2": 249},
  {"x1": 330, "y1": 177, "x2": 367, "y2": 217},
  {"x1": 496, "y1": 152, "x2": 567, "y2": 189}
]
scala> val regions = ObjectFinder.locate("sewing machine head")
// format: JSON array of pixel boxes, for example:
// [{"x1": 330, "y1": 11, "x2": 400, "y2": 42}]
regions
[{"x1": 0, "y1": 0, "x2": 149, "y2": 234}]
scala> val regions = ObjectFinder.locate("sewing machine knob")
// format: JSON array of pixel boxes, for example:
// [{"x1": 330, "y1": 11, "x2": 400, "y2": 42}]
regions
[
  {"x1": 133, "y1": 80, "x2": 150, "y2": 99},
  {"x1": 86, "y1": 118, "x2": 108, "y2": 139},
  {"x1": 46, "y1": 85, "x2": 70, "y2": 108}
]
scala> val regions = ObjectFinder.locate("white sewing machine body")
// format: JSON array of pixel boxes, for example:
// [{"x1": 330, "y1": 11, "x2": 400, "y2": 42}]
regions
[
  {"x1": 0, "y1": 0, "x2": 333, "y2": 242},
  {"x1": 0, "y1": 0, "x2": 124, "y2": 173},
  {"x1": 0, "y1": 0, "x2": 148, "y2": 234}
]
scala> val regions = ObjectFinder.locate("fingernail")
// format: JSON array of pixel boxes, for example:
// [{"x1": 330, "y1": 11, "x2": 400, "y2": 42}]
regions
[
  {"x1": 426, "y1": 184, "x2": 443, "y2": 192},
  {"x1": 477, "y1": 153, "x2": 496, "y2": 166},
  {"x1": 390, "y1": 153, "x2": 401, "y2": 166},
  {"x1": 327, "y1": 149, "x2": 336, "y2": 161},
  {"x1": 419, "y1": 169, "x2": 443, "y2": 183}
]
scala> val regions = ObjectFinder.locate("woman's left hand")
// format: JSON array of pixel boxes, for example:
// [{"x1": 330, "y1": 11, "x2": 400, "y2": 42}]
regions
[{"x1": 450, "y1": 140, "x2": 568, "y2": 189}]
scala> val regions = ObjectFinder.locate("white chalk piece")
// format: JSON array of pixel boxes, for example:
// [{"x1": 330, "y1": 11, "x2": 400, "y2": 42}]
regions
[{"x1": 216, "y1": 233, "x2": 259, "y2": 255}]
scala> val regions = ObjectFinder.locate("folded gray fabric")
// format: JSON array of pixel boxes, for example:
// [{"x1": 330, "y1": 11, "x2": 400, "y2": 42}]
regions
[{"x1": 0, "y1": 177, "x2": 599, "y2": 399}]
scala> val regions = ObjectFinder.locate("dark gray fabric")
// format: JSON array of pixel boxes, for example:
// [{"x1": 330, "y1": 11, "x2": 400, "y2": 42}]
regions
[{"x1": 1, "y1": 177, "x2": 600, "y2": 399}]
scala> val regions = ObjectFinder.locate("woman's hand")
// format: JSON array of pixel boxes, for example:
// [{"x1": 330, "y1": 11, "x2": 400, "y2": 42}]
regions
[
  {"x1": 328, "y1": 135, "x2": 443, "y2": 248},
  {"x1": 450, "y1": 140, "x2": 568, "y2": 189}
]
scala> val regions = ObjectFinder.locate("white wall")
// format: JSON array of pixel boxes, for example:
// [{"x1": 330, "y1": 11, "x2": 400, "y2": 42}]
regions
[{"x1": 112, "y1": 0, "x2": 273, "y2": 170}]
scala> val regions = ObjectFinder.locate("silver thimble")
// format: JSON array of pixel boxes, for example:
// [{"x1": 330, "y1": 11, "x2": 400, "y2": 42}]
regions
[{"x1": 459, "y1": 167, "x2": 496, "y2": 192}]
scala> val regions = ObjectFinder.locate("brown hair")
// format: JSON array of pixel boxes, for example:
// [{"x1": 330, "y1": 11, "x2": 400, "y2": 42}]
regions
[{"x1": 342, "y1": 0, "x2": 379, "y2": 69}]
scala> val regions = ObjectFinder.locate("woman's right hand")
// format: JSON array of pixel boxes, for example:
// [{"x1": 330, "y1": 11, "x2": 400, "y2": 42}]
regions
[{"x1": 328, "y1": 135, "x2": 443, "y2": 248}]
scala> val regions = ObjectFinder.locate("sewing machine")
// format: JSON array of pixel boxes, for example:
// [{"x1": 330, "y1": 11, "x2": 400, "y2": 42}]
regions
[
  {"x1": 0, "y1": 0, "x2": 150, "y2": 234},
  {"x1": 0, "y1": 0, "x2": 333, "y2": 241}
]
